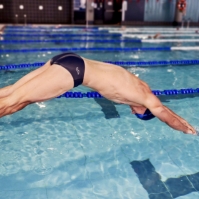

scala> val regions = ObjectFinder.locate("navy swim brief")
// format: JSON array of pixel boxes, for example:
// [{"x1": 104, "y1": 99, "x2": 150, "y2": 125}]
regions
[{"x1": 50, "y1": 52, "x2": 85, "y2": 87}]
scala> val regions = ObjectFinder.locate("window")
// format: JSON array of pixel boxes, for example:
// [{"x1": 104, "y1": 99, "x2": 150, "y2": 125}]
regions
[
  {"x1": 58, "y1": 6, "x2": 63, "y2": 11},
  {"x1": 39, "y1": 5, "x2": 43, "y2": 10},
  {"x1": 19, "y1": 5, "x2": 24, "y2": 10}
]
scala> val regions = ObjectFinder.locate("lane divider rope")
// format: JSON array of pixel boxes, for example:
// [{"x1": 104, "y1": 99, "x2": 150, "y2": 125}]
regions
[
  {"x1": 0, "y1": 47, "x2": 172, "y2": 53},
  {"x1": 58, "y1": 89, "x2": 199, "y2": 98},
  {"x1": 0, "y1": 39, "x2": 141, "y2": 44},
  {"x1": 2, "y1": 38, "x2": 199, "y2": 44},
  {"x1": 1, "y1": 60, "x2": 199, "y2": 70},
  {"x1": 4, "y1": 28, "x2": 102, "y2": 32},
  {"x1": 2, "y1": 46, "x2": 199, "y2": 53},
  {"x1": 0, "y1": 33, "x2": 121, "y2": 37}
]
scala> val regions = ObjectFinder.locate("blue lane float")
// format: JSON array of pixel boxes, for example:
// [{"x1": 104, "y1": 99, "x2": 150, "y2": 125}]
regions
[
  {"x1": 5, "y1": 26, "x2": 99, "y2": 31},
  {"x1": 0, "y1": 63, "x2": 44, "y2": 70},
  {"x1": 106, "y1": 60, "x2": 199, "y2": 66},
  {"x1": 1, "y1": 59, "x2": 199, "y2": 70},
  {"x1": 0, "y1": 33, "x2": 121, "y2": 37},
  {"x1": 0, "y1": 47, "x2": 171, "y2": 53},
  {"x1": 0, "y1": 39, "x2": 141, "y2": 44},
  {"x1": 4, "y1": 29, "x2": 104, "y2": 33},
  {"x1": 58, "y1": 89, "x2": 199, "y2": 99}
]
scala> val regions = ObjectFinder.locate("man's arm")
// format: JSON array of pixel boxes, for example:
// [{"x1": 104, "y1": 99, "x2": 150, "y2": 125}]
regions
[{"x1": 144, "y1": 93, "x2": 196, "y2": 135}]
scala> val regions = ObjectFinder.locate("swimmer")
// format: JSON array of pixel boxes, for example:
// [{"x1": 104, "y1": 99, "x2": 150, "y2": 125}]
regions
[
  {"x1": 55, "y1": 24, "x2": 62, "y2": 29},
  {"x1": 0, "y1": 25, "x2": 5, "y2": 34},
  {"x1": 31, "y1": 25, "x2": 39, "y2": 28},
  {"x1": 121, "y1": 26, "x2": 126, "y2": 31},
  {"x1": 148, "y1": 33, "x2": 161, "y2": 39},
  {"x1": 0, "y1": 53, "x2": 196, "y2": 135}
]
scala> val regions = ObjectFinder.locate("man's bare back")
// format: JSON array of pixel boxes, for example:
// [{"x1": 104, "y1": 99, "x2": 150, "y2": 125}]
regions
[
  {"x1": 83, "y1": 58, "x2": 148, "y2": 106},
  {"x1": 0, "y1": 52, "x2": 196, "y2": 135}
]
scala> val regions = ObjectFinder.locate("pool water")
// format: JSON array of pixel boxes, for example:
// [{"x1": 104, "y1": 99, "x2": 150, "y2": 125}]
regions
[{"x1": 0, "y1": 26, "x2": 199, "y2": 199}]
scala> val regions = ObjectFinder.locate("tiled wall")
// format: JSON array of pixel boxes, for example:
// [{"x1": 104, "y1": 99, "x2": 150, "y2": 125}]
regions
[
  {"x1": 0, "y1": 0, "x2": 14, "y2": 23},
  {"x1": 125, "y1": 0, "x2": 199, "y2": 23},
  {"x1": 125, "y1": 0, "x2": 145, "y2": 22},
  {"x1": 144, "y1": 0, "x2": 176, "y2": 22},
  {"x1": 0, "y1": 0, "x2": 72, "y2": 24},
  {"x1": 183, "y1": 0, "x2": 199, "y2": 22}
]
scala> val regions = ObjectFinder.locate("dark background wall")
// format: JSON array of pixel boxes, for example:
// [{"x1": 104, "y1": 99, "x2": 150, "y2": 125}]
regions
[
  {"x1": 104, "y1": 0, "x2": 122, "y2": 24},
  {"x1": 125, "y1": 0, "x2": 145, "y2": 22},
  {"x1": 0, "y1": 0, "x2": 14, "y2": 23},
  {"x1": 73, "y1": 0, "x2": 122, "y2": 25},
  {"x1": 0, "y1": 0, "x2": 198, "y2": 25},
  {"x1": 0, "y1": 0, "x2": 72, "y2": 24}
]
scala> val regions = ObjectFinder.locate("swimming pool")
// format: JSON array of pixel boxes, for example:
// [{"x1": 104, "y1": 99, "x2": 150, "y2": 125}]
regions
[{"x1": 1, "y1": 26, "x2": 199, "y2": 199}]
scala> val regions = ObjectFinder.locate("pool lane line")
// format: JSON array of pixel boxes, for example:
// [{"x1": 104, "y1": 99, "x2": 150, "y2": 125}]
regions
[
  {"x1": 0, "y1": 47, "x2": 172, "y2": 53},
  {"x1": 0, "y1": 33, "x2": 121, "y2": 37},
  {"x1": 2, "y1": 46, "x2": 199, "y2": 53},
  {"x1": 3, "y1": 28, "x2": 105, "y2": 33},
  {"x1": 1, "y1": 59, "x2": 199, "y2": 70},
  {"x1": 56, "y1": 88, "x2": 199, "y2": 99},
  {"x1": 1, "y1": 38, "x2": 199, "y2": 44},
  {"x1": 171, "y1": 46, "x2": 199, "y2": 50},
  {"x1": 99, "y1": 27, "x2": 199, "y2": 31},
  {"x1": 0, "y1": 39, "x2": 141, "y2": 44},
  {"x1": 142, "y1": 39, "x2": 199, "y2": 43},
  {"x1": 123, "y1": 34, "x2": 199, "y2": 39},
  {"x1": 110, "y1": 30, "x2": 199, "y2": 34}
]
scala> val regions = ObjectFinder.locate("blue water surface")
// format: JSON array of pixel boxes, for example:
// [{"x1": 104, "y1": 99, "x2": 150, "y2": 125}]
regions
[{"x1": 0, "y1": 26, "x2": 199, "y2": 199}]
